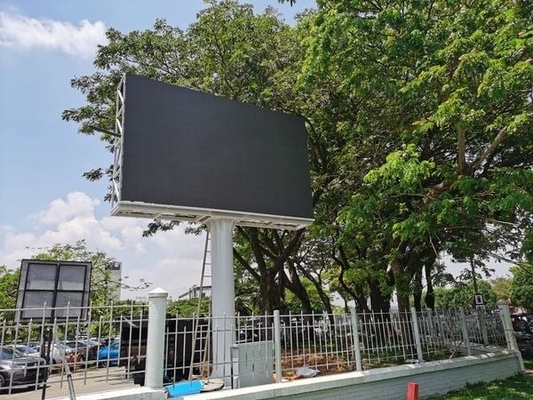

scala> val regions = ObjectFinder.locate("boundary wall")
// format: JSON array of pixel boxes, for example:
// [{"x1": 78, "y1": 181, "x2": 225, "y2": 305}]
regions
[{"x1": 57, "y1": 350, "x2": 523, "y2": 400}]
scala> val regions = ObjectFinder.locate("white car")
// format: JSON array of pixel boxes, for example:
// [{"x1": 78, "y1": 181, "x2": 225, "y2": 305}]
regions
[{"x1": 34, "y1": 343, "x2": 78, "y2": 366}]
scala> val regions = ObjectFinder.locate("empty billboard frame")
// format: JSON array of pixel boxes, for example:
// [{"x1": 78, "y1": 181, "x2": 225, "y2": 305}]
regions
[
  {"x1": 111, "y1": 74, "x2": 314, "y2": 230},
  {"x1": 16, "y1": 259, "x2": 92, "y2": 322}
]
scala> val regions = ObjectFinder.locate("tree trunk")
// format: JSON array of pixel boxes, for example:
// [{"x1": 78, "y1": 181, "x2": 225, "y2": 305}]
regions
[
  {"x1": 368, "y1": 278, "x2": 391, "y2": 313},
  {"x1": 391, "y1": 259, "x2": 411, "y2": 314},
  {"x1": 424, "y1": 262, "x2": 435, "y2": 310},
  {"x1": 413, "y1": 270, "x2": 423, "y2": 312}
]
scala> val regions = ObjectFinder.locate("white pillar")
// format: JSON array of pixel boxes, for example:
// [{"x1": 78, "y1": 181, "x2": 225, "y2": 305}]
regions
[
  {"x1": 208, "y1": 218, "x2": 235, "y2": 384},
  {"x1": 273, "y1": 310, "x2": 282, "y2": 383},
  {"x1": 350, "y1": 308, "x2": 362, "y2": 372},
  {"x1": 145, "y1": 287, "x2": 168, "y2": 389},
  {"x1": 498, "y1": 300, "x2": 525, "y2": 371}
]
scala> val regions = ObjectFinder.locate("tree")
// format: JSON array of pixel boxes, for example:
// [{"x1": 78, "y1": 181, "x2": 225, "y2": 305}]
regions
[
  {"x1": 31, "y1": 240, "x2": 150, "y2": 306},
  {"x1": 167, "y1": 297, "x2": 210, "y2": 317},
  {"x1": 491, "y1": 277, "x2": 512, "y2": 301},
  {"x1": 510, "y1": 263, "x2": 533, "y2": 310},
  {"x1": 434, "y1": 280, "x2": 498, "y2": 310},
  {"x1": 0, "y1": 266, "x2": 19, "y2": 309},
  {"x1": 305, "y1": 0, "x2": 533, "y2": 312}
]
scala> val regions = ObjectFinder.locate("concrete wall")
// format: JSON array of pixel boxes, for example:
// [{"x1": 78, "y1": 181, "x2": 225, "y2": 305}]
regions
[
  {"x1": 53, "y1": 350, "x2": 523, "y2": 400},
  {"x1": 50, "y1": 387, "x2": 165, "y2": 400},
  {"x1": 182, "y1": 350, "x2": 523, "y2": 400}
]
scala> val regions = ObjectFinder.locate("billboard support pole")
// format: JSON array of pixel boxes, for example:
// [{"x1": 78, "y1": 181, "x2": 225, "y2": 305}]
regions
[
  {"x1": 208, "y1": 218, "x2": 235, "y2": 385},
  {"x1": 145, "y1": 288, "x2": 168, "y2": 389}
]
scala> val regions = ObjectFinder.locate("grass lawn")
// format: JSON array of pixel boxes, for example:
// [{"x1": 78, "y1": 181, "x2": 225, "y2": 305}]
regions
[{"x1": 426, "y1": 359, "x2": 533, "y2": 399}]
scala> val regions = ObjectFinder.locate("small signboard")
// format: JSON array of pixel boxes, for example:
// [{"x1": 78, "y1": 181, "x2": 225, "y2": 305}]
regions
[
  {"x1": 474, "y1": 293, "x2": 485, "y2": 309},
  {"x1": 16, "y1": 259, "x2": 92, "y2": 322}
]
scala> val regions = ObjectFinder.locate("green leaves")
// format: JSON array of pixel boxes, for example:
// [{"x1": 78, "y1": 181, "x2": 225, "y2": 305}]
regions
[
  {"x1": 510, "y1": 263, "x2": 533, "y2": 310},
  {"x1": 365, "y1": 144, "x2": 435, "y2": 191}
]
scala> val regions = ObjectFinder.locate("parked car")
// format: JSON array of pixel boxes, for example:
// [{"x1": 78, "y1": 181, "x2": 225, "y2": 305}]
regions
[
  {"x1": 512, "y1": 313, "x2": 533, "y2": 334},
  {"x1": 34, "y1": 343, "x2": 78, "y2": 366},
  {"x1": 62, "y1": 340, "x2": 98, "y2": 362},
  {"x1": 97, "y1": 341, "x2": 120, "y2": 367},
  {"x1": 511, "y1": 313, "x2": 533, "y2": 359},
  {"x1": 4, "y1": 345, "x2": 41, "y2": 359},
  {"x1": 80, "y1": 339, "x2": 101, "y2": 361},
  {"x1": 0, "y1": 346, "x2": 47, "y2": 390}
]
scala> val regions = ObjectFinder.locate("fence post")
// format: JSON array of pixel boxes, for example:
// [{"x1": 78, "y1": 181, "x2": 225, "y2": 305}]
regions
[
  {"x1": 497, "y1": 300, "x2": 525, "y2": 371},
  {"x1": 145, "y1": 287, "x2": 168, "y2": 390},
  {"x1": 478, "y1": 310, "x2": 489, "y2": 346},
  {"x1": 459, "y1": 309, "x2": 472, "y2": 356},
  {"x1": 410, "y1": 307, "x2": 424, "y2": 362},
  {"x1": 273, "y1": 310, "x2": 282, "y2": 383},
  {"x1": 350, "y1": 307, "x2": 363, "y2": 372}
]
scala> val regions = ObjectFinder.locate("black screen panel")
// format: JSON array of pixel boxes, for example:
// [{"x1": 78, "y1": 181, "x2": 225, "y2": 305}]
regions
[{"x1": 119, "y1": 74, "x2": 313, "y2": 220}]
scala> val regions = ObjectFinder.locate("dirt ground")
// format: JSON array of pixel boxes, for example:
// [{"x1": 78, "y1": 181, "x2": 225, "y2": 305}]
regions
[{"x1": 280, "y1": 353, "x2": 351, "y2": 380}]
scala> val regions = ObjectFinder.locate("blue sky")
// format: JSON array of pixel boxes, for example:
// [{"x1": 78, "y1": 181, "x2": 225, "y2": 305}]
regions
[{"x1": 0, "y1": 0, "x2": 316, "y2": 300}]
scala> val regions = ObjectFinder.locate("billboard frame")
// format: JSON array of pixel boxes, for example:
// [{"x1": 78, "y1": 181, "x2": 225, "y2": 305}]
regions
[
  {"x1": 110, "y1": 74, "x2": 314, "y2": 231},
  {"x1": 15, "y1": 259, "x2": 92, "y2": 322}
]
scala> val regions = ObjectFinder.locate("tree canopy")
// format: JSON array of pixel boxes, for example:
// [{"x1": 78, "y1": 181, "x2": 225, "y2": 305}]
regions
[
  {"x1": 0, "y1": 266, "x2": 19, "y2": 310},
  {"x1": 63, "y1": 0, "x2": 533, "y2": 314},
  {"x1": 510, "y1": 263, "x2": 533, "y2": 310},
  {"x1": 305, "y1": 0, "x2": 533, "y2": 311}
]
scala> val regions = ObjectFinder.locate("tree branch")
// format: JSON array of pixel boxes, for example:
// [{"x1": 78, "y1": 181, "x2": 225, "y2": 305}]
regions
[{"x1": 470, "y1": 128, "x2": 508, "y2": 172}]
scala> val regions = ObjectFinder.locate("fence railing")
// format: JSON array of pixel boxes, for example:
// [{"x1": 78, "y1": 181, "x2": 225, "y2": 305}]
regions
[{"x1": 0, "y1": 300, "x2": 512, "y2": 395}]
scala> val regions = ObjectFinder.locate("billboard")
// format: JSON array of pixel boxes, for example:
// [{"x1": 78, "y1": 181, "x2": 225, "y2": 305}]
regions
[
  {"x1": 111, "y1": 74, "x2": 313, "y2": 229},
  {"x1": 16, "y1": 260, "x2": 92, "y2": 321}
]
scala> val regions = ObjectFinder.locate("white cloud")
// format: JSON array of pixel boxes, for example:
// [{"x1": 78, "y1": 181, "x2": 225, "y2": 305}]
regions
[
  {"x1": 34, "y1": 191, "x2": 100, "y2": 225},
  {"x1": 0, "y1": 11, "x2": 107, "y2": 58},
  {"x1": 0, "y1": 192, "x2": 205, "y2": 300}
]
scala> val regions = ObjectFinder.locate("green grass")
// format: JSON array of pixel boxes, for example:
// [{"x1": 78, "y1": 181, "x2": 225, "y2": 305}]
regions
[{"x1": 426, "y1": 359, "x2": 533, "y2": 399}]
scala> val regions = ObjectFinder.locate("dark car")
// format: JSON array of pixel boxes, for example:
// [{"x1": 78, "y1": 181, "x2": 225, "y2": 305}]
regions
[
  {"x1": 512, "y1": 313, "x2": 533, "y2": 334},
  {"x1": 0, "y1": 346, "x2": 47, "y2": 390},
  {"x1": 80, "y1": 339, "x2": 101, "y2": 361},
  {"x1": 511, "y1": 313, "x2": 533, "y2": 359}
]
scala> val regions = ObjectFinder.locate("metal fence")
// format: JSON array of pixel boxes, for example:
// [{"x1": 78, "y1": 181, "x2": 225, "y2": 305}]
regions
[{"x1": 0, "y1": 302, "x2": 510, "y2": 395}]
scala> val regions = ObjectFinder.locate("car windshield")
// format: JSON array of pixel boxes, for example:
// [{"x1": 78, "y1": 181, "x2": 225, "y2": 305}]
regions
[{"x1": 1, "y1": 347, "x2": 24, "y2": 360}]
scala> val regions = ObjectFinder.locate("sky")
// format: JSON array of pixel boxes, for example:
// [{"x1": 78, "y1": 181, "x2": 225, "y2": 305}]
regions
[{"x1": 0, "y1": 0, "x2": 317, "y2": 301}]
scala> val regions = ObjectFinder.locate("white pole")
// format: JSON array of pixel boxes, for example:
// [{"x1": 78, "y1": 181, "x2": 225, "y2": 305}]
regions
[
  {"x1": 145, "y1": 287, "x2": 168, "y2": 389},
  {"x1": 208, "y1": 218, "x2": 235, "y2": 384},
  {"x1": 350, "y1": 308, "x2": 362, "y2": 371},
  {"x1": 497, "y1": 300, "x2": 525, "y2": 372},
  {"x1": 273, "y1": 310, "x2": 282, "y2": 383},
  {"x1": 410, "y1": 307, "x2": 424, "y2": 362}
]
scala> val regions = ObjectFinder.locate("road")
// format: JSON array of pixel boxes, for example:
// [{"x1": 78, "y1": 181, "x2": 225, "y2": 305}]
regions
[{"x1": 3, "y1": 366, "x2": 137, "y2": 399}]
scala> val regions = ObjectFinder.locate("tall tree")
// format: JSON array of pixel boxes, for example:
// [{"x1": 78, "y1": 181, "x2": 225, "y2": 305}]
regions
[{"x1": 305, "y1": 0, "x2": 533, "y2": 311}]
